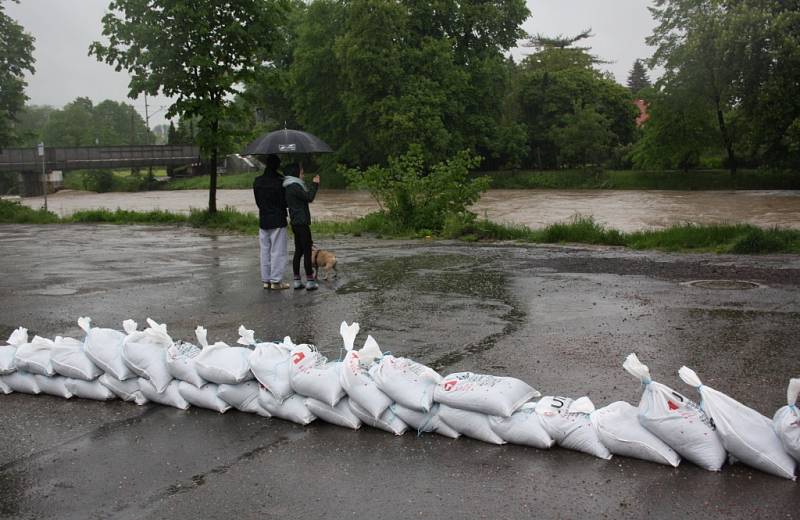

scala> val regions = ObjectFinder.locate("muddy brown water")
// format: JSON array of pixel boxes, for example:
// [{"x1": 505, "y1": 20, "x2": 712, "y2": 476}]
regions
[{"x1": 21, "y1": 188, "x2": 800, "y2": 231}]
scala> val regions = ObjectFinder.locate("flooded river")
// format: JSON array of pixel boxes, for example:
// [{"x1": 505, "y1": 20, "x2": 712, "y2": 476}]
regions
[{"x1": 22, "y1": 188, "x2": 800, "y2": 231}]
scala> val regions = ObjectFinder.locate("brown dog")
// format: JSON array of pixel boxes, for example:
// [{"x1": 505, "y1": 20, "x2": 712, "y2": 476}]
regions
[{"x1": 311, "y1": 246, "x2": 337, "y2": 280}]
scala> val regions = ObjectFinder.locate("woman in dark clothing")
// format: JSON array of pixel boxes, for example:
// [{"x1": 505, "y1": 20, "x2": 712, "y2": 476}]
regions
[{"x1": 282, "y1": 163, "x2": 320, "y2": 290}]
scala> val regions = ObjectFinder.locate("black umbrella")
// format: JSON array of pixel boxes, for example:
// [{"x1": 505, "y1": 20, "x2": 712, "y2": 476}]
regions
[{"x1": 243, "y1": 128, "x2": 333, "y2": 155}]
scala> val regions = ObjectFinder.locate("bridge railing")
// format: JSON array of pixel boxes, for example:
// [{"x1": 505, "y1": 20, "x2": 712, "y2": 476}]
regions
[{"x1": 0, "y1": 145, "x2": 201, "y2": 172}]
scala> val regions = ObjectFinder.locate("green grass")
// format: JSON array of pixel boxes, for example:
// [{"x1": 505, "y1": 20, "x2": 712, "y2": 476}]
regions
[
  {"x1": 163, "y1": 171, "x2": 260, "y2": 190},
  {"x1": 64, "y1": 168, "x2": 169, "y2": 192},
  {"x1": 2, "y1": 199, "x2": 798, "y2": 254},
  {"x1": 484, "y1": 169, "x2": 800, "y2": 190},
  {"x1": 0, "y1": 199, "x2": 61, "y2": 223}
]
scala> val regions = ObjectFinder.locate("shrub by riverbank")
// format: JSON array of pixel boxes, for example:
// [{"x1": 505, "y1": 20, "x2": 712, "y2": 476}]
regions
[
  {"x1": 485, "y1": 169, "x2": 800, "y2": 190},
  {"x1": 2, "y1": 200, "x2": 798, "y2": 254}
]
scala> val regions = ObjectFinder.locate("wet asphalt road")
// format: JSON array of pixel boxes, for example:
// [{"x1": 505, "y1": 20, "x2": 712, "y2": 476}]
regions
[{"x1": 1, "y1": 224, "x2": 799, "y2": 519}]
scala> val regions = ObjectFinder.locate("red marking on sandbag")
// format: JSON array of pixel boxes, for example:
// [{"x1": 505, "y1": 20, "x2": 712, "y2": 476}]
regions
[
  {"x1": 443, "y1": 380, "x2": 458, "y2": 391},
  {"x1": 292, "y1": 352, "x2": 305, "y2": 365},
  {"x1": 668, "y1": 400, "x2": 679, "y2": 411}
]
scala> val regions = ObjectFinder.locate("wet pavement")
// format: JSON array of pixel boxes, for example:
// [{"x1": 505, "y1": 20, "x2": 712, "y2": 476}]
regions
[
  {"x1": 22, "y1": 188, "x2": 800, "y2": 231},
  {"x1": 1, "y1": 224, "x2": 799, "y2": 519}
]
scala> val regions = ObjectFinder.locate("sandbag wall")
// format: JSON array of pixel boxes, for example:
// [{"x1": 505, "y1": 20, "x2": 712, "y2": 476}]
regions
[{"x1": 1, "y1": 319, "x2": 799, "y2": 481}]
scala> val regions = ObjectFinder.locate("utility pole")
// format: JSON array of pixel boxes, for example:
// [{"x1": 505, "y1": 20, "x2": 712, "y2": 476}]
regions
[
  {"x1": 144, "y1": 93, "x2": 153, "y2": 183},
  {"x1": 37, "y1": 142, "x2": 47, "y2": 211}
]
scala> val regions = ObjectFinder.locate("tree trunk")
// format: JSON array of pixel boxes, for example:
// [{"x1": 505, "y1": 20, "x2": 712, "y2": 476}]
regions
[
  {"x1": 715, "y1": 99, "x2": 737, "y2": 177},
  {"x1": 208, "y1": 118, "x2": 218, "y2": 214}
]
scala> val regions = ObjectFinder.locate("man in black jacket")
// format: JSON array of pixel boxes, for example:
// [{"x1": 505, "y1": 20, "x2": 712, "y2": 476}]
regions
[{"x1": 253, "y1": 154, "x2": 290, "y2": 290}]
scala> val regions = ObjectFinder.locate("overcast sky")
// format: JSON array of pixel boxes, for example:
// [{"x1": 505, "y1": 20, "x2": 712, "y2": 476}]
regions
[{"x1": 7, "y1": 0, "x2": 656, "y2": 129}]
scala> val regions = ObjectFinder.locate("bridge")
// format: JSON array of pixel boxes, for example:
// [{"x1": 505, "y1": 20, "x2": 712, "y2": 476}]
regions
[{"x1": 0, "y1": 144, "x2": 201, "y2": 173}]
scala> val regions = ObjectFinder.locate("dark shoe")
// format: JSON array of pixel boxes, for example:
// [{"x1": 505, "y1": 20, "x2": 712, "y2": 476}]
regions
[
  {"x1": 270, "y1": 281, "x2": 291, "y2": 290},
  {"x1": 293, "y1": 279, "x2": 304, "y2": 290}
]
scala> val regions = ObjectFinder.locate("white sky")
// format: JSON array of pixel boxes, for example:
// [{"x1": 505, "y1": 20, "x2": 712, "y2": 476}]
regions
[{"x1": 7, "y1": 0, "x2": 657, "y2": 129}]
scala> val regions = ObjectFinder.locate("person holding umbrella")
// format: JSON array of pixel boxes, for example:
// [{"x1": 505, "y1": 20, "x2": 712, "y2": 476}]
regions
[
  {"x1": 283, "y1": 163, "x2": 320, "y2": 290},
  {"x1": 253, "y1": 154, "x2": 290, "y2": 290},
  {"x1": 244, "y1": 127, "x2": 333, "y2": 291}
]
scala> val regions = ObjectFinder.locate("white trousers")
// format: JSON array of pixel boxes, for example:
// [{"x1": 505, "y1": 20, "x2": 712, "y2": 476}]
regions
[{"x1": 259, "y1": 227, "x2": 288, "y2": 283}]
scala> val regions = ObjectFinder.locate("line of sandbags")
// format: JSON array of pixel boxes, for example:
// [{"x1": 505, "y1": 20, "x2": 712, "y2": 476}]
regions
[{"x1": 1, "y1": 319, "x2": 798, "y2": 480}]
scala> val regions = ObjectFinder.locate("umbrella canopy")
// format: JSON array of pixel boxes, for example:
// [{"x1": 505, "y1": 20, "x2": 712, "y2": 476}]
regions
[{"x1": 244, "y1": 129, "x2": 333, "y2": 155}]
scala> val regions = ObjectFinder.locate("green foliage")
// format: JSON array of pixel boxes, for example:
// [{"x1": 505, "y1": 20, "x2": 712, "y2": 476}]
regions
[
  {"x1": 82, "y1": 170, "x2": 115, "y2": 193},
  {"x1": 485, "y1": 168, "x2": 800, "y2": 190},
  {"x1": 0, "y1": 199, "x2": 59, "y2": 224},
  {"x1": 631, "y1": 89, "x2": 716, "y2": 172},
  {"x1": 626, "y1": 60, "x2": 651, "y2": 96},
  {"x1": 0, "y1": 0, "x2": 35, "y2": 147},
  {"x1": 90, "y1": 0, "x2": 289, "y2": 212},
  {"x1": 539, "y1": 215, "x2": 626, "y2": 245},
  {"x1": 345, "y1": 146, "x2": 488, "y2": 232},
  {"x1": 515, "y1": 38, "x2": 636, "y2": 169},
  {"x1": 69, "y1": 208, "x2": 186, "y2": 224},
  {"x1": 247, "y1": 0, "x2": 529, "y2": 169}
]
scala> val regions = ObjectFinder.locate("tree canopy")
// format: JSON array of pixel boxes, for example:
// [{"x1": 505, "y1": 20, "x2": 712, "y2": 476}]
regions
[
  {"x1": 0, "y1": 0, "x2": 35, "y2": 147},
  {"x1": 90, "y1": 0, "x2": 289, "y2": 212}
]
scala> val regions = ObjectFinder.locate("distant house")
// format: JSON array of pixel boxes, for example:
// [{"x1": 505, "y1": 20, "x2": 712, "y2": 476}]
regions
[{"x1": 634, "y1": 99, "x2": 649, "y2": 127}]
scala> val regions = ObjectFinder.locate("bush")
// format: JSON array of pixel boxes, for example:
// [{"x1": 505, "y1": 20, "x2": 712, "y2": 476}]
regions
[
  {"x1": 0, "y1": 199, "x2": 60, "y2": 223},
  {"x1": 82, "y1": 170, "x2": 115, "y2": 192},
  {"x1": 344, "y1": 146, "x2": 488, "y2": 232}
]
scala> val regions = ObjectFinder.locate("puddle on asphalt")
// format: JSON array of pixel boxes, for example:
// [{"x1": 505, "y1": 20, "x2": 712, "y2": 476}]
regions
[{"x1": 336, "y1": 252, "x2": 526, "y2": 370}]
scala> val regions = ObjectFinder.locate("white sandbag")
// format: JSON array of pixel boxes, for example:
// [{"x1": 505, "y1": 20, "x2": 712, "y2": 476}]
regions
[
  {"x1": 680, "y1": 366, "x2": 796, "y2": 480},
  {"x1": 289, "y1": 344, "x2": 345, "y2": 406},
  {"x1": 591, "y1": 401, "x2": 680, "y2": 466},
  {"x1": 339, "y1": 326, "x2": 392, "y2": 420},
  {"x1": 435, "y1": 372, "x2": 539, "y2": 418},
  {"x1": 33, "y1": 374, "x2": 72, "y2": 398},
  {"x1": 217, "y1": 381, "x2": 270, "y2": 416},
  {"x1": 14, "y1": 336, "x2": 55, "y2": 376},
  {"x1": 98, "y1": 374, "x2": 148, "y2": 405},
  {"x1": 390, "y1": 403, "x2": 461, "y2": 439},
  {"x1": 81, "y1": 317, "x2": 137, "y2": 380},
  {"x1": 489, "y1": 402, "x2": 554, "y2": 449},
  {"x1": 773, "y1": 378, "x2": 800, "y2": 462},
  {"x1": 51, "y1": 336, "x2": 103, "y2": 381},
  {"x1": 178, "y1": 381, "x2": 231, "y2": 413},
  {"x1": 370, "y1": 355, "x2": 442, "y2": 413},
  {"x1": 138, "y1": 378, "x2": 190, "y2": 410},
  {"x1": 0, "y1": 327, "x2": 27, "y2": 374},
  {"x1": 438, "y1": 404, "x2": 506, "y2": 444},
  {"x1": 194, "y1": 326, "x2": 253, "y2": 385},
  {"x1": 535, "y1": 396, "x2": 612, "y2": 459},
  {"x1": 623, "y1": 354, "x2": 726, "y2": 471},
  {"x1": 349, "y1": 399, "x2": 408, "y2": 435},
  {"x1": 122, "y1": 318, "x2": 174, "y2": 392},
  {"x1": 258, "y1": 389, "x2": 317, "y2": 425},
  {"x1": 1, "y1": 371, "x2": 40, "y2": 394},
  {"x1": 166, "y1": 340, "x2": 205, "y2": 387},
  {"x1": 306, "y1": 397, "x2": 362, "y2": 430},
  {"x1": 242, "y1": 326, "x2": 294, "y2": 402},
  {"x1": 0, "y1": 377, "x2": 10, "y2": 394},
  {"x1": 64, "y1": 378, "x2": 116, "y2": 400}
]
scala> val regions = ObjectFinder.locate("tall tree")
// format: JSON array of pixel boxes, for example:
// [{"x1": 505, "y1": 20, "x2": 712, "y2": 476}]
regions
[
  {"x1": 626, "y1": 59, "x2": 651, "y2": 96},
  {"x1": 648, "y1": 0, "x2": 742, "y2": 175},
  {"x1": 0, "y1": 0, "x2": 35, "y2": 147},
  {"x1": 90, "y1": 0, "x2": 288, "y2": 212},
  {"x1": 250, "y1": 0, "x2": 529, "y2": 169},
  {"x1": 515, "y1": 32, "x2": 636, "y2": 169}
]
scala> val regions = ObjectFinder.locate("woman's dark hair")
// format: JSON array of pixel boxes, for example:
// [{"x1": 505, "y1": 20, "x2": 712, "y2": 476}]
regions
[
  {"x1": 283, "y1": 163, "x2": 301, "y2": 177},
  {"x1": 265, "y1": 154, "x2": 281, "y2": 170}
]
